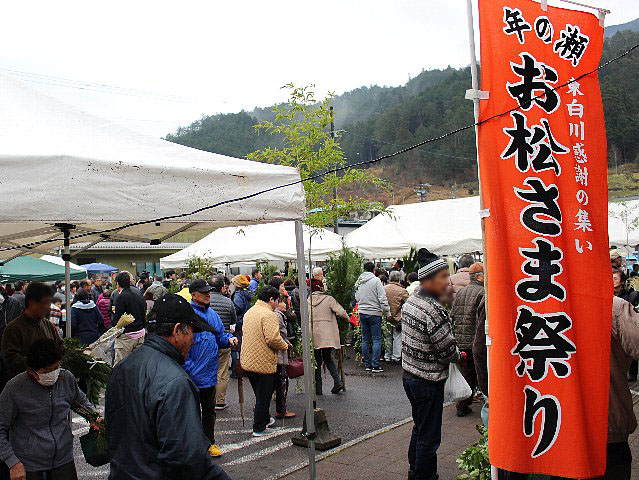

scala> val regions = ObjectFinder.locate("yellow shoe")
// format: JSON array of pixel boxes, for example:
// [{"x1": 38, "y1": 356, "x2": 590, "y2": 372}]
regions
[{"x1": 208, "y1": 444, "x2": 222, "y2": 458}]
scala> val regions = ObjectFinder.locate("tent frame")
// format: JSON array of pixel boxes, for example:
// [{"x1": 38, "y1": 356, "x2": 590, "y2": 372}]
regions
[
  {"x1": 294, "y1": 221, "x2": 317, "y2": 477},
  {"x1": 2, "y1": 220, "x2": 319, "y2": 479}
]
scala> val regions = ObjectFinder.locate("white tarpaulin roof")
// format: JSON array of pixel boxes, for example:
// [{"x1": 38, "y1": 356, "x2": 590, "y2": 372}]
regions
[
  {"x1": 160, "y1": 222, "x2": 344, "y2": 268},
  {"x1": 40, "y1": 255, "x2": 87, "y2": 275},
  {"x1": 346, "y1": 196, "x2": 483, "y2": 258},
  {"x1": 0, "y1": 73, "x2": 304, "y2": 261},
  {"x1": 608, "y1": 199, "x2": 639, "y2": 248},
  {"x1": 346, "y1": 196, "x2": 639, "y2": 258}
]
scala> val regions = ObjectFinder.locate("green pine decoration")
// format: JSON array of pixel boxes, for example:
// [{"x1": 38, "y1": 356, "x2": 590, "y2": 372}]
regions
[{"x1": 62, "y1": 337, "x2": 112, "y2": 405}]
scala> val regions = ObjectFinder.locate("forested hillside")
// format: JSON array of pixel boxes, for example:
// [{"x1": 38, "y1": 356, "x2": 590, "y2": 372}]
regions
[
  {"x1": 166, "y1": 28, "x2": 639, "y2": 189},
  {"x1": 605, "y1": 18, "x2": 639, "y2": 38}
]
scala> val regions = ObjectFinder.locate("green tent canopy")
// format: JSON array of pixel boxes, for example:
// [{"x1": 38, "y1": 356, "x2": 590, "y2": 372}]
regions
[{"x1": 0, "y1": 256, "x2": 87, "y2": 283}]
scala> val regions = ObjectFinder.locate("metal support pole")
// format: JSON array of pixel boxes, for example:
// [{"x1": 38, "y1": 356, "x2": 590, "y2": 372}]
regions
[
  {"x1": 330, "y1": 106, "x2": 339, "y2": 235},
  {"x1": 465, "y1": 2, "x2": 495, "y2": 479},
  {"x1": 308, "y1": 233, "x2": 317, "y2": 409},
  {"x1": 62, "y1": 230, "x2": 72, "y2": 338},
  {"x1": 294, "y1": 220, "x2": 316, "y2": 479}
]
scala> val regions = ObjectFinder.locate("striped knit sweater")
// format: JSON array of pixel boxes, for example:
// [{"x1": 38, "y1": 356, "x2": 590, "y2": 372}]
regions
[{"x1": 401, "y1": 291, "x2": 461, "y2": 382}]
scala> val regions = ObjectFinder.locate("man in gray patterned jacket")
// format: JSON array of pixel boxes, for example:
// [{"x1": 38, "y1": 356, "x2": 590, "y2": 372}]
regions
[{"x1": 401, "y1": 249, "x2": 466, "y2": 480}]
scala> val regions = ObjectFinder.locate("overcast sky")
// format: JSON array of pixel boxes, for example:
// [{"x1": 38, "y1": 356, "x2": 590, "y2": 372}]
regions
[{"x1": 1, "y1": 0, "x2": 636, "y2": 137}]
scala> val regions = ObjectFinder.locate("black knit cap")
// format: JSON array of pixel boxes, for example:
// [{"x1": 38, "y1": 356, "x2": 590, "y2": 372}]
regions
[{"x1": 416, "y1": 248, "x2": 449, "y2": 280}]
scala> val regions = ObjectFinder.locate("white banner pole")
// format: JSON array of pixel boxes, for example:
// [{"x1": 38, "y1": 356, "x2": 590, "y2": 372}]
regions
[
  {"x1": 294, "y1": 220, "x2": 317, "y2": 479},
  {"x1": 464, "y1": 1, "x2": 496, "y2": 479}
]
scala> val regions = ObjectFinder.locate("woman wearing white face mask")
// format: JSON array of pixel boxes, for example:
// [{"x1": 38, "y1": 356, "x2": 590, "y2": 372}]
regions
[{"x1": 0, "y1": 339, "x2": 101, "y2": 480}]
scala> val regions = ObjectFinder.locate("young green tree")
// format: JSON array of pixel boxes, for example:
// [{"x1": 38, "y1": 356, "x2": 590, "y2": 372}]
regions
[
  {"x1": 611, "y1": 201, "x2": 639, "y2": 248},
  {"x1": 247, "y1": 84, "x2": 387, "y2": 228},
  {"x1": 324, "y1": 243, "x2": 363, "y2": 315}
]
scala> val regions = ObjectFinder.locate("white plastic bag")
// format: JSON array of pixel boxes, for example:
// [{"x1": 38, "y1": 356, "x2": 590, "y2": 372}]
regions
[
  {"x1": 443, "y1": 363, "x2": 472, "y2": 404},
  {"x1": 87, "y1": 327, "x2": 124, "y2": 366}
]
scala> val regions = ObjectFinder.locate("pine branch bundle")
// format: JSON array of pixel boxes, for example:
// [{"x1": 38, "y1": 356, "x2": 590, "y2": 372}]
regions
[{"x1": 62, "y1": 338, "x2": 112, "y2": 405}]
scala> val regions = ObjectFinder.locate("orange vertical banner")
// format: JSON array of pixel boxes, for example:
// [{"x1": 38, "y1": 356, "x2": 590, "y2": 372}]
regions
[{"x1": 478, "y1": 0, "x2": 611, "y2": 477}]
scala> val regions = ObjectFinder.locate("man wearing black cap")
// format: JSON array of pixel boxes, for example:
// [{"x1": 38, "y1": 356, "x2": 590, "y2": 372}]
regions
[
  {"x1": 185, "y1": 279, "x2": 237, "y2": 458},
  {"x1": 105, "y1": 294, "x2": 231, "y2": 480},
  {"x1": 401, "y1": 249, "x2": 466, "y2": 480}
]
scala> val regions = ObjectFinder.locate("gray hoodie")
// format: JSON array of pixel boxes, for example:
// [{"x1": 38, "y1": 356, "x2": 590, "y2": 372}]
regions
[
  {"x1": 0, "y1": 369, "x2": 95, "y2": 471},
  {"x1": 355, "y1": 272, "x2": 390, "y2": 317}
]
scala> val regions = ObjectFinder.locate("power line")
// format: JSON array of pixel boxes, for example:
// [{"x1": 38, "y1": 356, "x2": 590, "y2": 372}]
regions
[
  {"x1": 2, "y1": 68, "x2": 195, "y2": 103},
  {"x1": 1, "y1": 67, "x2": 237, "y2": 106},
  {"x1": 1, "y1": 41, "x2": 638, "y2": 254}
]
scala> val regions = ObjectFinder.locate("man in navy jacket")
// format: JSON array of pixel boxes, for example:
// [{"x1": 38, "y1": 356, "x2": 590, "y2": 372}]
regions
[
  {"x1": 106, "y1": 294, "x2": 231, "y2": 480},
  {"x1": 185, "y1": 280, "x2": 237, "y2": 458}
]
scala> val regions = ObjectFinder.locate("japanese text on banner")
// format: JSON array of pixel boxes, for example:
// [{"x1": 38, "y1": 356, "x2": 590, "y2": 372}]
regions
[{"x1": 478, "y1": 1, "x2": 611, "y2": 477}]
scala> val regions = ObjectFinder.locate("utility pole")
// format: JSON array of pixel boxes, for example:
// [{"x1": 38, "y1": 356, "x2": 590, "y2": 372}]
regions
[
  {"x1": 414, "y1": 183, "x2": 431, "y2": 202},
  {"x1": 330, "y1": 106, "x2": 339, "y2": 234}
]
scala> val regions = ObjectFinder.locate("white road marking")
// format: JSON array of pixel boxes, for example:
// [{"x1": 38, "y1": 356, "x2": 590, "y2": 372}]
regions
[
  {"x1": 73, "y1": 426, "x2": 90, "y2": 436},
  {"x1": 218, "y1": 429, "x2": 253, "y2": 435},
  {"x1": 219, "y1": 427, "x2": 297, "y2": 454},
  {"x1": 263, "y1": 417, "x2": 413, "y2": 480},
  {"x1": 216, "y1": 417, "x2": 243, "y2": 422},
  {"x1": 82, "y1": 470, "x2": 109, "y2": 476},
  {"x1": 222, "y1": 440, "x2": 292, "y2": 466}
]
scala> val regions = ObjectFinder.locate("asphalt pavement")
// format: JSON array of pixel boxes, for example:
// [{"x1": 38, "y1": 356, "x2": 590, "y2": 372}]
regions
[
  {"x1": 70, "y1": 358, "x2": 639, "y2": 479},
  {"x1": 73, "y1": 348, "x2": 413, "y2": 479}
]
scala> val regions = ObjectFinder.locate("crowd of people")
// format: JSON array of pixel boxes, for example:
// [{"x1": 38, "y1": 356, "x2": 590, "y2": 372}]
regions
[
  {"x1": 0, "y1": 266, "x2": 337, "y2": 479},
  {"x1": 397, "y1": 248, "x2": 639, "y2": 480},
  {"x1": 0, "y1": 248, "x2": 637, "y2": 479}
]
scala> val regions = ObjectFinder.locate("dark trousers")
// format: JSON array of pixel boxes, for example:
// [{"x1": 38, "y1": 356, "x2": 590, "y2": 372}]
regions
[
  {"x1": 275, "y1": 364, "x2": 289, "y2": 415},
  {"x1": 629, "y1": 360, "x2": 638, "y2": 380},
  {"x1": 199, "y1": 386, "x2": 217, "y2": 445},
  {"x1": 246, "y1": 371, "x2": 277, "y2": 433},
  {"x1": 26, "y1": 462, "x2": 78, "y2": 480},
  {"x1": 497, "y1": 470, "x2": 528, "y2": 480},
  {"x1": 456, "y1": 349, "x2": 477, "y2": 411},
  {"x1": 403, "y1": 376, "x2": 445, "y2": 480},
  {"x1": 497, "y1": 442, "x2": 632, "y2": 480},
  {"x1": 359, "y1": 313, "x2": 382, "y2": 369},
  {"x1": 314, "y1": 348, "x2": 341, "y2": 393},
  {"x1": 593, "y1": 442, "x2": 632, "y2": 480}
]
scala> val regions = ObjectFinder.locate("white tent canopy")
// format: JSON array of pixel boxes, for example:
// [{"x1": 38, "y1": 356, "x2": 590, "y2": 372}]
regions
[
  {"x1": 346, "y1": 196, "x2": 639, "y2": 259},
  {"x1": 0, "y1": 73, "x2": 304, "y2": 261},
  {"x1": 346, "y1": 196, "x2": 483, "y2": 258},
  {"x1": 160, "y1": 221, "x2": 344, "y2": 268},
  {"x1": 40, "y1": 255, "x2": 87, "y2": 276},
  {"x1": 0, "y1": 74, "x2": 320, "y2": 470}
]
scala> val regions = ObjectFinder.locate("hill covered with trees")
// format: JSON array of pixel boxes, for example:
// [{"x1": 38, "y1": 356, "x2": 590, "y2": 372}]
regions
[{"x1": 166, "y1": 28, "x2": 639, "y2": 192}]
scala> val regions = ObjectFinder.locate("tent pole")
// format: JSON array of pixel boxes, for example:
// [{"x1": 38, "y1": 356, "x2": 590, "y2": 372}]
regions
[
  {"x1": 62, "y1": 228, "x2": 72, "y2": 338},
  {"x1": 294, "y1": 220, "x2": 316, "y2": 479},
  {"x1": 464, "y1": 2, "x2": 496, "y2": 479}
]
